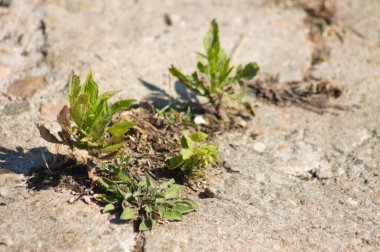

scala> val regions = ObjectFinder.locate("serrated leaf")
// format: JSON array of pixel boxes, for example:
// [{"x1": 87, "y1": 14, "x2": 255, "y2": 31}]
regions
[
  {"x1": 99, "y1": 91, "x2": 117, "y2": 100},
  {"x1": 163, "y1": 210, "x2": 183, "y2": 221},
  {"x1": 70, "y1": 94, "x2": 89, "y2": 129},
  {"x1": 107, "y1": 120, "x2": 135, "y2": 136},
  {"x1": 83, "y1": 71, "x2": 99, "y2": 106},
  {"x1": 190, "y1": 131, "x2": 208, "y2": 142},
  {"x1": 120, "y1": 207, "x2": 137, "y2": 221},
  {"x1": 69, "y1": 72, "x2": 81, "y2": 107},
  {"x1": 103, "y1": 203, "x2": 115, "y2": 213},
  {"x1": 110, "y1": 99, "x2": 135, "y2": 115},
  {"x1": 203, "y1": 19, "x2": 219, "y2": 53}
]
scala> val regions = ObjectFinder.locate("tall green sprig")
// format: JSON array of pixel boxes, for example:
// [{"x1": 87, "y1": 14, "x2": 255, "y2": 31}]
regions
[{"x1": 169, "y1": 19, "x2": 259, "y2": 115}]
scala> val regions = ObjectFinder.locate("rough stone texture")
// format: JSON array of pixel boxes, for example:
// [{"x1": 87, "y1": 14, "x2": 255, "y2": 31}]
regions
[
  {"x1": 0, "y1": 0, "x2": 379, "y2": 251},
  {"x1": 7, "y1": 76, "x2": 46, "y2": 99}
]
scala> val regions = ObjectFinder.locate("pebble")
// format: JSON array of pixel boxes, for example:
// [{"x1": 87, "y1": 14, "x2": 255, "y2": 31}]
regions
[
  {"x1": 372, "y1": 193, "x2": 380, "y2": 205},
  {"x1": 0, "y1": 64, "x2": 10, "y2": 77},
  {"x1": 164, "y1": 14, "x2": 181, "y2": 26},
  {"x1": 347, "y1": 197, "x2": 359, "y2": 207},
  {"x1": 68, "y1": 197, "x2": 75, "y2": 204},
  {"x1": 194, "y1": 115, "x2": 207, "y2": 125},
  {"x1": 7, "y1": 76, "x2": 46, "y2": 99},
  {"x1": 253, "y1": 142, "x2": 266, "y2": 153},
  {"x1": 2, "y1": 101, "x2": 30, "y2": 115},
  {"x1": 204, "y1": 187, "x2": 217, "y2": 198}
]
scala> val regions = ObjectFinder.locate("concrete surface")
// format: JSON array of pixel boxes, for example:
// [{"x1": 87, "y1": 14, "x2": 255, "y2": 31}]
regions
[{"x1": 0, "y1": 0, "x2": 379, "y2": 251}]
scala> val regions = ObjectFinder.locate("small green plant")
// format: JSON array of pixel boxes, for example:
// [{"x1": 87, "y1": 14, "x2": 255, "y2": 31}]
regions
[
  {"x1": 37, "y1": 71, "x2": 135, "y2": 152},
  {"x1": 169, "y1": 19, "x2": 259, "y2": 115},
  {"x1": 96, "y1": 155, "x2": 199, "y2": 231},
  {"x1": 168, "y1": 131, "x2": 218, "y2": 176},
  {"x1": 155, "y1": 105, "x2": 192, "y2": 125}
]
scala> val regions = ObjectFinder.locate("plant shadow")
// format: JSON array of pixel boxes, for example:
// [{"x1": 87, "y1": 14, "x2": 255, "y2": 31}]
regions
[
  {"x1": 0, "y1": 146, "x2": 54, "y2": 175},
  {"x1": 139, "y1": 78, "x2": 205, "y2": 113},
  {"x1": 0, "y1": 146, "x2": 89, "y2": 190}
]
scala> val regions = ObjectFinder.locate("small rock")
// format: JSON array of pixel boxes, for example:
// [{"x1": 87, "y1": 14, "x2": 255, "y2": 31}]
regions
[
  {"x1": 2, "y1": 101, "x2": 30, "y2": 115},
  {"x1": 350, "y1": 238, "x2": 362, "y2": 246},
  {"x1": 253, "y1": 142, "x2": 266, "y2": 153},
  {"x1": 347, "y1": 197, "x2": 359, "y2": 207},
  {"x1": 68, "y1": 197, "x2": 75, "y2": 204},
  {"x1": 237, "y1": 119, "x2": 247, "y2": 128},
  {"x1": 194, "y1": 115, "x2": 206, "y2": 125},
  {"x1": 164, "y1": 14, "x2": 181, "y2": 26},
  {"x1": 7, "y1": 76, "x2": 46, "y2": 99},
  {"x1": 204, "y1": 187, "x2": 217, "y2": 198},
  {"x1": 0, "y1": 64, "x2": 10, "y2": 77},
  {"x1": 372, "y1": 193, "x2": 380, "y2": 205}
]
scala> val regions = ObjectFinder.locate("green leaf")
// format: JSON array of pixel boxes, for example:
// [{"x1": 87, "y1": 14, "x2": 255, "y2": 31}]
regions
[
  {"x1": 120, "y1": 207, "x2": 137, "y2": 221},
  {"x1": 103, "y1": 203, "x2": 115, "y2": 213},
  {"x1": 139, "y1": 217, "x2": 153, "y2": 231},
  {"x1": 99, "y1": 177, "x2": 117, "y2": 189},
  {"x1": 190, "y1": 131, "x2": 208, "y2": 142},
  {"x1": 168, "y1": 155, "x2": 184, "y2": 169},
  {"x1": 159, "y1": 179, "x2": 175, "y2": 190},
  {"x1": 181, "y1": 131, "x2": 195, "y2": 150},
  {"x1": 180, "y1": 148, "x2": 193, "y2": 160},
  {"x1": 169, "y1": 65, "x2": 190, "y2": 85},
  {"x1": 69, "y1": 72, "x2": 81, "y2": 107},
  {"x1": 164, "y1": 184, "x2": 182, "y2": 199},
  {"x1": 163, "y1": 210, "x2": 183, "y2": 221},
  {"x1": 70, "y1": 94, "x2": 89, "y2": 129},
  {"x1": 110, "y1": 99, "x2": 135, "y2": 115},
  {"x1": 203, "y1": 19, "x2": 219, "y2": 53},
  {"x1": 107, "y1": 120, "x2": 135, "y2": 136},
  {"x1": 173, "y1": 202, "x2": 196, "y2": 214},
  {"x1": 99, "y1": 143, "x2": 124, "y2": 152},
  {"x1": 99, "y1": 194, "x2": 121, "y2": 204},
  {"x1": 116, "y1": 172, "x2": 133, "y2": 183},
  {"x1": 177, "y1": 199, "x2": 199, "y2": 210},
  {"x1": 83, "y1": 71, "x2": 99, "y2": 106},
  {"x1": 99, "y1": 91, "x2": 117, "y2": 100},
  {"x1": 146, "y1": 174, "x2": 157, "y2": 188},
  {"x1": 242, "y1": 102, "x2": 255, "y2": 116},
  {"x1": 239, "y1": 62, "x2": 259, "y2": 80}
]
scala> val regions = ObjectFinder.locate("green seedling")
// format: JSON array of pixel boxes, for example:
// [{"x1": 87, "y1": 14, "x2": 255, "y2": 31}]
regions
[
  {"x1": 37, "y1": 71, "x2": 135, "y2": 153},
  {"x1": 169, "y1": 19, "x2": 259, "y2": 116},
  {"x1": 96, "y1": 156, "x2": 198, "y2": 231},
  {"x1": 168, "y1": 131, "x2": 218, "y2": 176},
  {"x1": 155, "y1": 105, "x2": 192, "y2": 125}
]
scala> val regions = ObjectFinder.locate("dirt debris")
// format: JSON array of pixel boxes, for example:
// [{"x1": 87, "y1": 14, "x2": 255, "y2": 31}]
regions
[{"x1": 248, "y1": 71, "x2": 355, "y2": 114}]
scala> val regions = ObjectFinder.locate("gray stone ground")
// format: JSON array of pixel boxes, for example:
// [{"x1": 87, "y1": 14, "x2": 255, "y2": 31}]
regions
[{"x1": 0, "y1": 0, "x2": 379, "y2": 251}]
